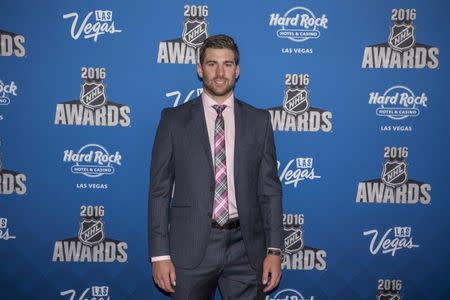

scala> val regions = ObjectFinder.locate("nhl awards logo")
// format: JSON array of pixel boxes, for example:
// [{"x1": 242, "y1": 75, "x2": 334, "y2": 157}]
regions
[
  {"x1": 389, "y1": 23, "x2": 415, "y2": 53},
  {"x1": 0, "y1": 79, "x2": 18, "y2": 106},
  {"x1": 79, "y1": 218, "x2": 104, "y2": 247},
  {"x1": 182, "y1": 18, "x2": 207, "y2": 48},
  {"x1": 362, "y1": 9, "x2": 439, "y2": 69},
  {"x1": 157, "y1": 4, "x2": 209, "y2": 64},
  {"x1": 0, "y1": 29, "x2": 25, "y2": 57},
  {"x1": 356, "y1": 147, "x2": 431, "y2": 204},
  {"x1": 80, "y1": 81, "x2": 105, "y2": 109},
  {"x1": 284, "y1": 87, "x2": 309, "y2": 115},
  {"x1": 382, "y1": 160, "x2": 407, "y2": 188},
  {"x1": 54, "y1": 67, "x2": 131, "y2": 127},
  {"x1": 281, "y1": 213, "x2": 326, "y2": 271},
  {"x1": 377, "y1": 279, "x2": 403, "y2": 300},
  {"x1": 378, "y1": 292, "x2": 401, "y2": 300},
  {"x1": 268, "y1": 74, "x2": 332, "y2": 132},
  {"x1": 0, "y1": 151, "x2": 27, "y2": 195},
  {"x1": 52, "y1": 206, "x2": 128, "y2": 263},
  {"x1": 370, "y1": 85, "x2": 428, "y2": 132},
  {"x1": 63, "y1": 144, "x2": 122, "y2": 178}
]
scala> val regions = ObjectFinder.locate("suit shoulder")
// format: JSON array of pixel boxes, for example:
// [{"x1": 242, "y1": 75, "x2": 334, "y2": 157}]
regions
[
  {"x1": 237, "y1": 99, "x2": 270, "y2": 120},
  {"x1": 161, "y1": 97, "x2": 200, "y2": 118}
]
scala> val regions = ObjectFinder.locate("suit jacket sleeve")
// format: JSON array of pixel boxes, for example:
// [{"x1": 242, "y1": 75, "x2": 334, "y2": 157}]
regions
[
  {"x1": 257, "y1": 111, "x2": 283, "y2": 250},
  {"x1": 148, "y1": 108, "x2": 174, "y2": 260}
]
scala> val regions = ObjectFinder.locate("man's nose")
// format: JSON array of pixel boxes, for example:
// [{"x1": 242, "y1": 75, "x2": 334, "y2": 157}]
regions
[{"x1": 216, "y1": 65, "x2": 224, "y2": 77}]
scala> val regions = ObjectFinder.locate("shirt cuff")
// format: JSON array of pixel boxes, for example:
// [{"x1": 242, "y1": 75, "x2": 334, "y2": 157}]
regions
[{"x1": 151, "y1": 255, "x2": 171, "y2": 262}]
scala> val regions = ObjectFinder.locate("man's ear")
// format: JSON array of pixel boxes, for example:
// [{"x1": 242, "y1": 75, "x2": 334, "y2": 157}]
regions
[
  {"x1": 235, "y1": 65, "x2": 240, "y2": 79},
  {"x1": 197, "y1": 64, "x2": 203, "y2": 79}
]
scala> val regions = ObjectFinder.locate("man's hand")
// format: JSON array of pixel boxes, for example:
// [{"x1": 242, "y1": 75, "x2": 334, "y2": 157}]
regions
[
  {"x1": 152, "y1": 260, "x2": 176, "y2": 293},
  {"x1": 262, "y1": 254, "x2": 282, "y2": 292}
]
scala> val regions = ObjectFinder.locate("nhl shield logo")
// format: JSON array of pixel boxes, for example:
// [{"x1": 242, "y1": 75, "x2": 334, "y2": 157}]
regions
[
  {"x1": 378, "y1": 293, "x2": 401, "y2": 300},
  {"x1": 78, "y1": 219, "x2": 105, "y2": 246},
  {"x1": 388, "y1": 23, "x2": 416, "y2": 52},
  {"x1": 80, "y1": 82, "x2": 106, "y2": 109},
  {"x1": 283, "y1": 88, "x2": 309, "y2": 115},
  {"x1": 182, "y1": 19, "x2": 208, "y2": 48},
  {"x1": 282, "y1": 226, "x2": 303, "y2": 254},
  {"x1": 382, "y1": 161, "x2": 408, "y2": 187}
]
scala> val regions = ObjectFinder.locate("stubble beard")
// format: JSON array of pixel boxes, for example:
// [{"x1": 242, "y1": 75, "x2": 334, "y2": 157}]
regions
[{"x1": 203, "y1": 77, "x2": 235, "y2": 99}]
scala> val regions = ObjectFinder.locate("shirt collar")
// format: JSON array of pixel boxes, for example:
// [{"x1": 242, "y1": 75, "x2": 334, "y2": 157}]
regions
[{"x1": 201, "y1": 92, "x2": 234, "y2": 109}]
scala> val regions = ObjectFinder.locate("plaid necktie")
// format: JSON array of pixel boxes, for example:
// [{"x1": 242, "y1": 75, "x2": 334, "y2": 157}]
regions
[{"x1": 212, "y1": 105, "x2": 229, "y2": 226}]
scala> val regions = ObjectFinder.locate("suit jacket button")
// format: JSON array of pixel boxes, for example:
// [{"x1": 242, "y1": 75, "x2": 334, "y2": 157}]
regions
[{"x1": 207, "y1": 212, "x2": 212, "y2": 217}]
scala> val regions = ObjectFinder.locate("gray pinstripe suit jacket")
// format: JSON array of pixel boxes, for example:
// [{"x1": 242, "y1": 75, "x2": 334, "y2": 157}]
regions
[{"x1": 148, "y1": 97, "x2": 283, "y2": 271}]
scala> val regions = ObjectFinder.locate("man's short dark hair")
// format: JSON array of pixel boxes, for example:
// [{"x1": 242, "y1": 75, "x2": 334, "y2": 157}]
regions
[{"x1": 199, "y1": 34, "x2": 240, "y2": 65}]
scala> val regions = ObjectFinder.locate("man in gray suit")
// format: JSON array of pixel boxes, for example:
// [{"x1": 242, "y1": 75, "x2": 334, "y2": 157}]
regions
[{"x1": 149, "y1": 34, "x2": 283, "y2": 299}]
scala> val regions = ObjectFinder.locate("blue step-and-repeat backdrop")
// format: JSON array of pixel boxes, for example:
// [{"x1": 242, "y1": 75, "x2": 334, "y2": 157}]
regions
[{"x1": 1, "y1": 0, "x2": 449, "y2": 299}]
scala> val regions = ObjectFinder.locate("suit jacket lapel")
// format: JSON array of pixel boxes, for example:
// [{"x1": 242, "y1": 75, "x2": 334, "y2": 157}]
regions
[
  {"x1": 190, "y1": 97, "x2": 214, "y2": 174},
  {"x1": 234, "y1": 99, "x2": 245, "y2": 192}
]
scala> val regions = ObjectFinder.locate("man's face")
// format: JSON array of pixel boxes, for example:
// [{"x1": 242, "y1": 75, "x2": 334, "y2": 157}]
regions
[{"x1": 197, "y1": 48, "x2": 240, "y2": 102}]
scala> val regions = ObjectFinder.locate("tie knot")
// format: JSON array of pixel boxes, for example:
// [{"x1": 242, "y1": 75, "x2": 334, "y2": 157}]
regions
[{"x1": 213, "y1": 105, "x2": 226, "y2": 116}]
